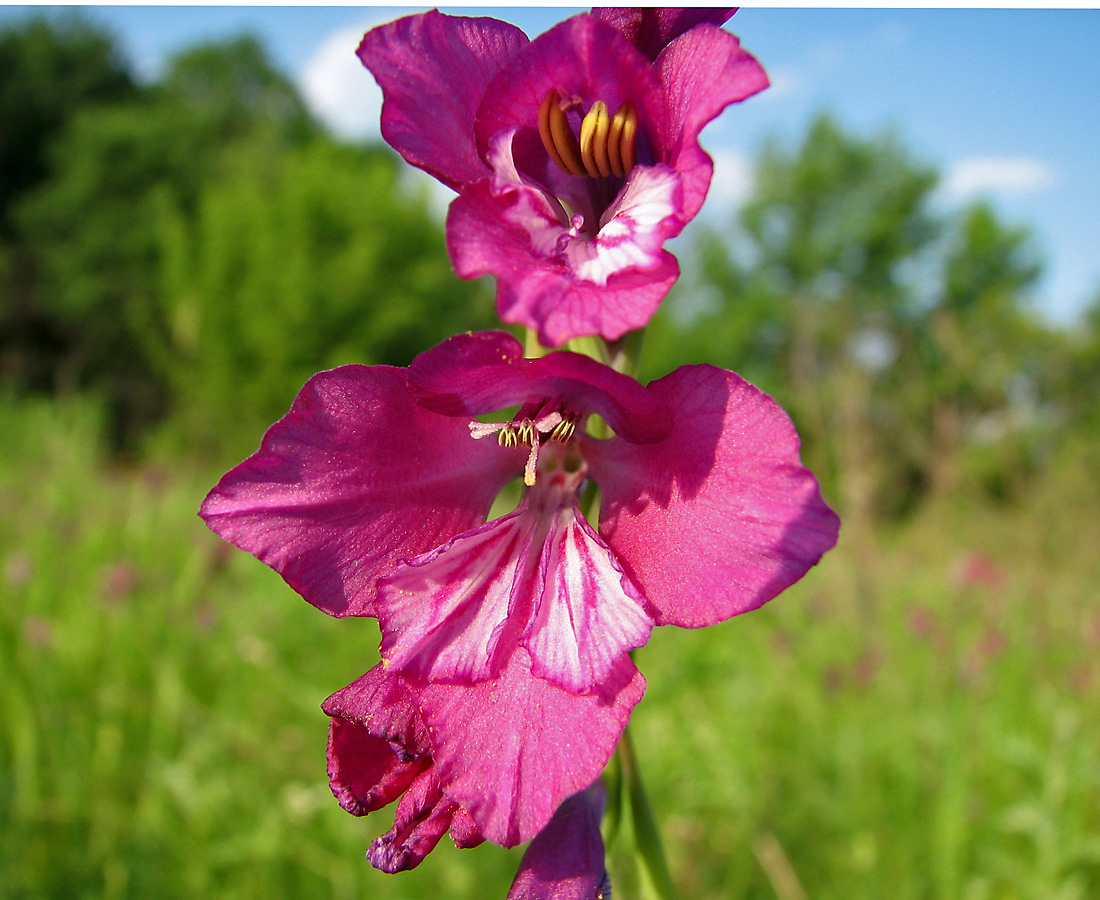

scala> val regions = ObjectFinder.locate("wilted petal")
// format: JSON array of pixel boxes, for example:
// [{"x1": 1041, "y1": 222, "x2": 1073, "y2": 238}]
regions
[
  {"x1": 408, "y1": 331, "x2": 672, "y2": 445},
  {"x1": 588, "y1": 365, "x2": 840, "y2": 628},
  {"x1": 656, "y1": 24, "x2": 769, "y2": 221},
  {"x1": 325, "y1": 667, "x2": 485, "y2": 870},
  {"x1": 368, "y1": 766, "x2": 463, "y2": 873},
  {"x1": 592, "y1": 7, "x2": 737, "y2": 60},
  {"x1": 200, "y1": 366, "x2": 523, "y2": 617},
  {"x1": 408, "y1": 648, "x2": 645, "y2": 846},
  {"x1": 323, "y1": 667, "x2": 430, "y2": 815},
  {"x1": 358, "y1": 10, "x2": 528, "y2": 189},
  {"x1": 506, "y1": 786, "x2": 607, "y2": 900},
  {"x1": 524, "y1": 501, "x2": 652, "y2": 693}
]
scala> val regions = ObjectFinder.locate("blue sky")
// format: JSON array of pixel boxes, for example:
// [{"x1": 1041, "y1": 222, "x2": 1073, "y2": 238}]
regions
[{"x1": 4, "y1": 6, "x2": 1099, "y2": 324}]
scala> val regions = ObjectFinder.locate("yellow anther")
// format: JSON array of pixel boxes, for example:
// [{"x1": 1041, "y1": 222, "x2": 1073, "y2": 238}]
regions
[
  {"x1": 579, "y1": 101, "x2": 612, "y2": 178},
  {"x1": 498, "y1": 429, "x2": 518, "y2": 448},
  {"x1": 538, "y1": 91, "x2": 587, "y2": 178},
  {"x1": 607, "y1": 100, "x2": 638, "y2": 178},
  {"x1": 538, "y1": 92, "x2": 573, "y2": 177},
  {"x1": 540, "y1": 92, "x2": 638, "y2": 180},
  {"x1": 516, "y1": 420, "x2": 536, "y2": 446},
  {"x1": 550, "y1": 418, "x2": 576, "y2": 443}
]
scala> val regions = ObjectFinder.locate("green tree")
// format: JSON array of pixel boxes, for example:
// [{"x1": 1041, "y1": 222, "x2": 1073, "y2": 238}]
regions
[
  {"x1": 0, "y1": 15, "x2": 137, "y2": 391},
  {"x1": 0, "y1": 14, "x2": 136, "y2": 227},
  {"x1": 12, "y1": 36, "x2": 324, "y2": 442},
  {"x1": 146, "y1": 137, "x2": 492, "y2": 458}
]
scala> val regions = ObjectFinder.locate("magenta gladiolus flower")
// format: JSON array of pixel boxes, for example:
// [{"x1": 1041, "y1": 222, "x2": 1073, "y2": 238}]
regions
[
  {"x1": 505, "y1": 786, "x2": 608, "y2": 900},
  {"x1": 201, "y1": 331, "x2": 838, "y2": 849},
  {"x1": 357, "y1": 8, "x2": 768, "y2": 347}
]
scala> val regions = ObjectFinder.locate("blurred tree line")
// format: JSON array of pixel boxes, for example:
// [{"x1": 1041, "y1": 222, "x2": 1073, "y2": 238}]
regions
[
  {"x1": 2, "y1": 16, "x2": 1098, "y2": 518},
  {"x1": 642, "y1": 116, "x2": 1100, "y2": 528},
  {"x1": 0, "y1": 15, "x2": 494, "y2": 458}
]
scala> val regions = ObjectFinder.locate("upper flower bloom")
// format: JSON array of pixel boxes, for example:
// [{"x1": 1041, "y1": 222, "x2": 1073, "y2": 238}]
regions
[
  {"x1": 357, "y1": 8, "x2": 767, "y2": 347},
  {"x1": 201, "y1": 331, "x2": 838, "y2": 848}
]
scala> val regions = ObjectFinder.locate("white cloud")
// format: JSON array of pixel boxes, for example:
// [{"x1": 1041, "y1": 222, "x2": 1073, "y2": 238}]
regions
[
  {"x1": 299, "y1": 17, "x2": 396, "y2": 142},
  {"x1": 756, "y1": 65, "x2": 802, "y2": 102},
  {"x1": 942, "y1": 156, "x2": 1057, "y2": 199},
  {"x1": 700, "y1": 150, "x2": 754, "y2": 219}
]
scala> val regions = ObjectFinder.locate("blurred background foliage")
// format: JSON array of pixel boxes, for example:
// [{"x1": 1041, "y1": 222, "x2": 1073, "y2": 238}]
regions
[{"x1": 2, "y1": 16, "x2": 1098, "y2": 900}]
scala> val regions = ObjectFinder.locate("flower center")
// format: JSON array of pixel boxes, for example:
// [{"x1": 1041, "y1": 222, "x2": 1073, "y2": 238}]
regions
[
  {"x1": 537, "y1": 90, "x2": 638, "y2": 180},
  {"x1": 468, "y1": 399, "x2": 582, "y2": 487}
]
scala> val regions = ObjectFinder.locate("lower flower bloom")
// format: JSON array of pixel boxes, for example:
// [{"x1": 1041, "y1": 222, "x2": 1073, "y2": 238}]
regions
[
  {"x1": 201, "y1": 330, "x2": 839, "y2": 848},
  {"x1": 506, "y1": 785, "x2": 608, "y2": 900}
]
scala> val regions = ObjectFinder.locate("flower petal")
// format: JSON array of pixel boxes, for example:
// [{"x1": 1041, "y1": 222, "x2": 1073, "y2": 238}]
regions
[
  {"x1": 407, "y1": 648, "x2": 645, "y2": 846},
  {"x1": 448, "y1": 180, "x2": 681, "y2": 346},
  {"x1": 323, "y1": 667, "x2": 431, "y2": 816},
  {"x1": 656, "y1": 24, "x2": 769, "y2": 221},
  {"x1": 200, "y1": 365, "x2": 523, "y2": 618},
  {"x1": 587, "y1": 365, "x2": 840, "y2": 628},
  {"x1": 506, "y1": 786, "x2": 608, "y2": 900},
  {"x1": 566, "y1": 164, "x2": 683, "y2": 286},
  {"x1": 408, "y1": 332, "x2": 672, "y2": 445},
  {"x1": 474, "y1": 14, "x2": 667, "y2": 177},
  {"x1": 378, "y1": 509, "x2": 537, "y2": 684},
  {"x1": 357, "y1": 10, "x2": 528, "y2": 190},
  {"x1": 367, "y1": 766, "x2": 463, "y2": 873},
  {"x1": 524, "y1": 501, "x2": 652, "y2": 693},
  {"x1": 592, "y1": 7, "x2": 737, "y2": 61}
]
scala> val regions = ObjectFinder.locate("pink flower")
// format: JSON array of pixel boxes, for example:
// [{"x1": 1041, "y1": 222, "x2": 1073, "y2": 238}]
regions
[
  {"x1": 323, "y1": 666, "x2": 485, "y2": 872},
  {"x1": 201, "y1": 331, "x2": 838, "y2": 848},
  {"x1": 357, "y1": 8, "x2": 767, "y2": 347},
  {"x1": 505, "y1": 785, "x2": 608, "y2": 900}
]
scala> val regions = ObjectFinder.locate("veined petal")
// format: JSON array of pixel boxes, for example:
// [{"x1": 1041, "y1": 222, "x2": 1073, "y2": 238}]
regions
[
  {"x1": 358, "y1": 10, "x2": 528, "y2": 190},
  {"x1": 566, "y1": 164, "x2": 684, "y2": 286},
  {"x1": 378, "y1": 509, "x2": 538, "y2": 684},
  {"x1": 448, "y1": 158, "x2": 681, "y2": 347},
  {"x1": 587, "y1": 365, "x2": 840, "y2": 628},
  {"x1": 525, "y1": 501, "x2": 652, "y2": 693},
  {"x1": 408, "y1": 332, "x2": 672, "y2": 445},
  {"x1": 656, "y1": 24, "x2": 769, "y2": 221},
  {"x1": 506, "y1": 786, "x2": 607, "y2": 900},
  {"x1": 200, "y1": 366, "x2": 524, "y2": 618},
  {"x1": 592, "y1": 7, "x2": 738, "y2": 61},
  {"x1": 407, "y1": 648, "x2": 645, "y2": 846}
]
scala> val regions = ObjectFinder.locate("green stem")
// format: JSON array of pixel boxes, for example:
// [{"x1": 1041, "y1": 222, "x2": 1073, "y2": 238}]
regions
[{"x1": 617, "y1": 727, "x2": 677, "y2": 900}]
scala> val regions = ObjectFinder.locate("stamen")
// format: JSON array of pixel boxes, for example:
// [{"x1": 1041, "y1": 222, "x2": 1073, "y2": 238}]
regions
[
  {"x1": 539, "y1": 93, "x2": 638, "y2": 180},
  {"x1": 550, "y1": 417, "x2": 577, "y2": 443},
  {"x1": 538, "y1": 92, "x2": 573, "y2": 177},
  {"x1": 607, "y1": 100, "x2": 637, "y2": 178},
  {"x1": 538, "y1": 91, "x2": 587, "y2": 178},
  {"x1": 579, "y1": 101, "x2": 612, "y2": 178}
]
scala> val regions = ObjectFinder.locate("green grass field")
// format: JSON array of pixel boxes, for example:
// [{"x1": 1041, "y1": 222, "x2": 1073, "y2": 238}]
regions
[{"x1": 2, "y1": 395, "x2": 1098, "y2": 900}]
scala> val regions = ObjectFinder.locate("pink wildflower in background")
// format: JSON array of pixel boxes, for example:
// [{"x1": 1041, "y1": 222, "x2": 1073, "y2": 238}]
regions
[
  {"x1": 200, "y1": 331, "x2": 838, "y2": 850},
  {"x1": 358, "y1": 9, "x2": 767, "y2": 346}
]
